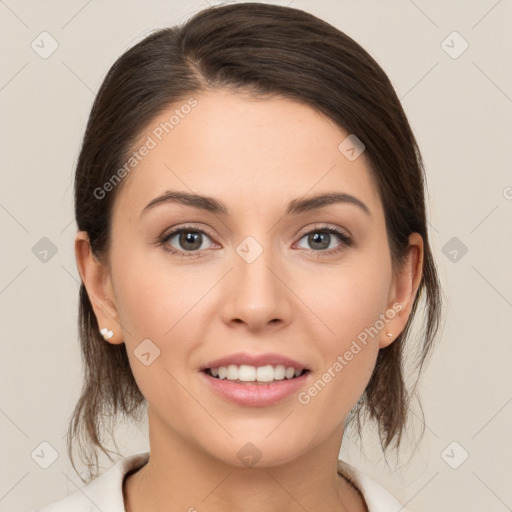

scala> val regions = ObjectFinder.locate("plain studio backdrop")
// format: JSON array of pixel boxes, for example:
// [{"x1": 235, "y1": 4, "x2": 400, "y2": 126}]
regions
[{"x1": 1, "y1": 1, "x2": 511, "y2": 511}]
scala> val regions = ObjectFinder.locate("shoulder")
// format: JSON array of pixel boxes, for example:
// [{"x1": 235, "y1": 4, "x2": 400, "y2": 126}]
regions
[
  {"x1": 31, "y1": 451, "x2": 150, "y2": 512},
  {"x1": 337, "y1": 459, "x2": 407, "y2": 512}
]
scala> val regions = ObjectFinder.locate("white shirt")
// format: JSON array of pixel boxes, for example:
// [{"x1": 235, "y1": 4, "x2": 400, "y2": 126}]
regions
[{"x1": 34, "y1": 451, "x2": 407, "y2": 511}]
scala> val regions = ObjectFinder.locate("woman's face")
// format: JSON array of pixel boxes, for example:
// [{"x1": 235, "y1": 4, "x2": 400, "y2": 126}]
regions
[{"x1": 79, "y1": 89, "x2": 421, "y2": 467}]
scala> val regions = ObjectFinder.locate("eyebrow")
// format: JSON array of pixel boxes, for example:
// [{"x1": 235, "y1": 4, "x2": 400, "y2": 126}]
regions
[{"x1": 141, "y1": 190, "x2": 371, "y2": 218}]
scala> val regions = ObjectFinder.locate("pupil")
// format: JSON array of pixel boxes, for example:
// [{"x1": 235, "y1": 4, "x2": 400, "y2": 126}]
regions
[
  {"x1": 310, "y1": 232, "x2": 329, "y2": 250},
  {"x1": 181, "y1": 231, "x2": 201, "y2": 250}
]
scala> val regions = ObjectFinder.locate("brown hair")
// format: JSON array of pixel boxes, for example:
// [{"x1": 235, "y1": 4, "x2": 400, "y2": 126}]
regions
[{"x1": 68, "y1": 2, "x2": 442, "y2": 481}]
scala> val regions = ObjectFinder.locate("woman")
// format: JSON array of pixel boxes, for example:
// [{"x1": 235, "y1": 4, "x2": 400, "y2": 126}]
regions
[{"x1": 35, "y1": 3, "x2": 442, "y2": 511}]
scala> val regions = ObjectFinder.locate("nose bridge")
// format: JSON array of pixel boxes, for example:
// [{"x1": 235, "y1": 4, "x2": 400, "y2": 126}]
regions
[
  {"x1": 223, "y1": 229, "x2": 290, "y2": 328},
  {"x1": 235, "y1": 231, "x2": 279, "y2": 299}
]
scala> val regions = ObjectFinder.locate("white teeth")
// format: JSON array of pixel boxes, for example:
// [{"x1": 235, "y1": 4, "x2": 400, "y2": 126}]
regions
[
  {"x1": 227, "y1": 364, "x2": 238, "y2": 380},
  {"x1": 238, "y1": 365, "x2": 256, "y2": 381},
  {"x1": 272, "y1": 365, "x2": 285, "y2": 380},
  {"x1": 285, "y1": 367, "x2": 295, "y2": 379},
  {"x1": 208, "y1": 364, "x2": 304, "y2": 382},
  {"x1": 257, "y1": 365, "x2": 276, "y2": 382}
]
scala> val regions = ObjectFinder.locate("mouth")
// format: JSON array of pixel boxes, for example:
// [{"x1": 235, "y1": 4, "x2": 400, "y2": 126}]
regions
[{"x1": 199, "y1": 364, "x2": 312, "y2": 407}]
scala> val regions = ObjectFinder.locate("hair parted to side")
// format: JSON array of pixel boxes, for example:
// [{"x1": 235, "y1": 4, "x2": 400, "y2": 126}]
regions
[{"x1": 69, "y1": 2, "x2": 442, "y2": 482}]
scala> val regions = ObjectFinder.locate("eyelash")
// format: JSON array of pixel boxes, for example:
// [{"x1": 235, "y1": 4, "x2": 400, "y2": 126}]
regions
[{"x1": 156, "y1": 224, "x2": 354, "y2": 259}]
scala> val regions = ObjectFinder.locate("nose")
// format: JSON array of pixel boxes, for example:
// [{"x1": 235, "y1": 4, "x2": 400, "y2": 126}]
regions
[{"x1": 221, "y1": 240, "x2": 293, "y2": 333}]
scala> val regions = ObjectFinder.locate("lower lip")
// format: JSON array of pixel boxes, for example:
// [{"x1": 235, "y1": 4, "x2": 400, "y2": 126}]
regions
[{"x1": 199, "y1": 370, "x2": 310, "y2": 407}]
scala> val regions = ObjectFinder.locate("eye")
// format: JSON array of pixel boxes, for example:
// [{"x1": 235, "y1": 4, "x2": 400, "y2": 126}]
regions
[
  {"x1": 157, "y1": 224, "x2": 354, "y2": 259},
  {"x1": 295, "y1": 225, "x2": 353, "y2": 256},
  {"x1": 158, "y1": 226, "x2": 216, "y2": 258}
]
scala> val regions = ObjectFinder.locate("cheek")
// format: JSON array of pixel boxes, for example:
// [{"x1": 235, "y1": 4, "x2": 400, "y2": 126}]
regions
[
  {"x1": 293, "y1": 248, "x2": 391, "y2": 411},
  {"x1": 111, "y1": 241, "x2": 208, "y2": 338},
  {"x1": 109, "y1": 245, "x2": 214, "y2": 396},
  {"x1": 301, "y1": 247, "x2": 392, "y2": 348}
]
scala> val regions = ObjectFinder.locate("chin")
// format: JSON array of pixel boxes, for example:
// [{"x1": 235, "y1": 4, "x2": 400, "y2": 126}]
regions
[{"x1": 204, "y1": 432, "x2": 313, "y2": 470}]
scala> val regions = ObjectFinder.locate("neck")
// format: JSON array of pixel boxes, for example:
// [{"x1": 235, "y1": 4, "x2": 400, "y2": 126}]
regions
[{"x1": 123, "y1": 409, "x2": 367, "y2": 512}]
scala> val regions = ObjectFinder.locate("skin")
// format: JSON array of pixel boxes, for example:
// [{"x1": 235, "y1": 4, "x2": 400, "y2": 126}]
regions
[{"x1": 75, "y1": 89, "x2": 423, "y2": 512}]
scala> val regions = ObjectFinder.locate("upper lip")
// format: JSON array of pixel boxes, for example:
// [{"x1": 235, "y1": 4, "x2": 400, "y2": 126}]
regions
[{"x1": 200, "y1": 352, "x2": 308, "y2": 372}]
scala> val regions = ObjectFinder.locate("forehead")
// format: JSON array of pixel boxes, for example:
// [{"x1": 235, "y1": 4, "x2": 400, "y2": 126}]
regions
[{"x1": 112, "y1": 89, "x2": 382, "y2": 223}]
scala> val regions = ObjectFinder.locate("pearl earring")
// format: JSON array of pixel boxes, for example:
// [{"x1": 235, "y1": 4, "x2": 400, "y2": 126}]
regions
[
  {"x1": 100, "y1": 327, "x2": 114, "y2": 340},
  {"x1": 386, "y1": 332, "x2": 393, "y2": 338}
]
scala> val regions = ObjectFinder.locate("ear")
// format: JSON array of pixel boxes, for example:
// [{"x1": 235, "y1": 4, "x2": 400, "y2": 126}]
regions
[
  {"x1": 379, "y1": 232, "x2": 424, "y2": 349},
  {"x1": 74, "y1": 230, "x2": 124, "y2": 345}
]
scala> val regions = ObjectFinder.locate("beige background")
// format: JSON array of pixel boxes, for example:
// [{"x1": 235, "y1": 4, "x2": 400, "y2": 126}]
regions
[{"x1": 1, "y1": 1, "x2": 511, "y2": 511}]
